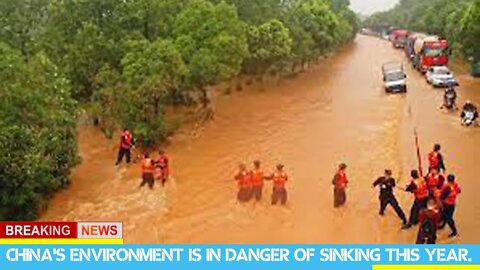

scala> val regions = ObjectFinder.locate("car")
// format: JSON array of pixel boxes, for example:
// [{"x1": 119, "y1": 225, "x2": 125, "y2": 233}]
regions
[
  {"x1": 382, "y1": 61, "x2": 407, "y2": 93},
  {"x1": 426, "y1": 66, "x2": 458, "y2": 87}
]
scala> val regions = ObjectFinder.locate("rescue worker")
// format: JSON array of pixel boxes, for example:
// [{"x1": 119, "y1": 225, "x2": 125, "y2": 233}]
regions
[
  {"x1": 439, "y1": 174, "x2": 461, "y2": 237},
  {"x1": 426, "y1": 167, "x2": 445, "y2": 197},
  {"x1": 372, "y1": 169, "x2": 407, "y2": 225},
  {"x1": 332, "y1": 163, "x2": 348, "y2": 208},
  {"x1": 270, "y1": 164, "x2": 288, "y2": 205},
  {"x1": 250, "y1": 160, "x2": 265, "y2": 201},
  {"x1": 116, "y1": 128, "x2": 134, "y2": 165},
  {"x1": 234, "y1": 164, "x2": 252, "y2": 202},
  {"x1": 428, "y1": 144, "x2": 445, "y2": 173},
  {"x1": 403, "y1": 169, "x2": 429, "y2": 229},
  {"x1": 154, "y1": 149, "x2": 170, "y2": 186},
  {"x1": 139, "y1": 154, "x2": 155, "y2": 189},
  {"x1": 416, "y1": 198, "x2": 441, "y2": 244}
]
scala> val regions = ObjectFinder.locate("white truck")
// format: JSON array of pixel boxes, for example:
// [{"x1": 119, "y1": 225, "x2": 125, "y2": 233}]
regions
[{"x1": 382, "y1": 61, "x2": 407, "y2": 93}]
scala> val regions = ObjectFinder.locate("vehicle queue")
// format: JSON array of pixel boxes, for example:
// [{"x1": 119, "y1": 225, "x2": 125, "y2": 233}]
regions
[{"x1": 385, "y1": 28, "x2": 478, "y2": 126}]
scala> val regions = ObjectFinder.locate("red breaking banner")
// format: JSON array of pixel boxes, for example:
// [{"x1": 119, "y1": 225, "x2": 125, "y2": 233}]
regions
[{"x1": 0, "y1": 222, "x2": 77, "y2": 238}]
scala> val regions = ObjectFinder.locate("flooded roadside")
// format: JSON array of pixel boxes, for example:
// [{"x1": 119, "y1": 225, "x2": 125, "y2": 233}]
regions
[{"x1": 41, "y1": 35, "x2": 480, "y2": 244}]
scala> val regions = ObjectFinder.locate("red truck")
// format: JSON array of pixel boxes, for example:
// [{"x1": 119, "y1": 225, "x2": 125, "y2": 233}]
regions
[
  {"x1": 413, "y1": 36, "x2": 449, "y2": 73},
  {"x1": 389, "y1": 29, "x2": 409, "y2": 49}
]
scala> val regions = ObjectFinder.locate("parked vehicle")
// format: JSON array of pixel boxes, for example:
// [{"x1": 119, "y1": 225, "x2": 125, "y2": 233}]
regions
[
  {"x1": 413, "y1": 36, "x2": 449, "y2": 73},
  {"x1": 405, "y1": 33, "x2": 426, "y2": 60},
  {"x1": 425, "y1": 66, "x2": 458, "y2": 87},
  {"x1": 389, "y1": 29, "x2": 409, "y2": 49},
  {"x1": 382, "y1": 61, "x2": 407, "y2": 93}
]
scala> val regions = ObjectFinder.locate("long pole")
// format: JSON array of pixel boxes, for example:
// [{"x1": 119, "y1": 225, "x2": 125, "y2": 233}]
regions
[{"x1": 414, "y1": 129, "x2": 424, "y2": 177}]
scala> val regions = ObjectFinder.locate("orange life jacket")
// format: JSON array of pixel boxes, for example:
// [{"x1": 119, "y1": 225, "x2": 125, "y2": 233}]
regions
[
  {"x1": 427, "y1": 173, "x2": 440, "y2": 190},
  {"x1": 250, "y1": 169, "x2": 264, "y2": 187},
  {"x1": 434, "y1": 183, "x2": 444, "y2": 199},
  {"x1": 414, "y1": 177, "x2": 428, "y2": 200},
  {"x1": 141, "y1": 158, "x2": 154, "y2": 174},
  {"x1": 273, "y1": 171, "x2": 288, "y2": 188},
  {"x1": 120, "y1": 131, "x2": 133, "y2": 149},
  {"x1": 236, "y1": 170, "x2": 251, "y2": 189},
  {"x1": 443, "y1": 182, "x2": 461, "y2": 205},
  {"x1": 334, "y1": 170, "x2": 348, "y2": 188},
  {"x1": 428, "y1": 151, "x2": 439, "y2": 169},
  {"x1": 155, "y1": 154, "x2": 169, "y2": 176}
]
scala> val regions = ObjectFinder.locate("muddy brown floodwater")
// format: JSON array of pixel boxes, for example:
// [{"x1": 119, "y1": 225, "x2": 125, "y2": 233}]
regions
[{"x1": 41, "y1": 35, "x2": 480, "y2": 244}]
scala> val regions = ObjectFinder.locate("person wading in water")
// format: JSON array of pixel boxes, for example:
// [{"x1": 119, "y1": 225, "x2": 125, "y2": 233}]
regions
[{"x1": 332, "y1": 163, "x2": 348, "y2": 207}]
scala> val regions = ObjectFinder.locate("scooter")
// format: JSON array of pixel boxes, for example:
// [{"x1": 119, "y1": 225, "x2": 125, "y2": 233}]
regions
[
  {"x1": 443, "y1": 93, "x2": 457, "y2": 110},
  {"x1": 462, "y1": 110, "x2": 477, "y2": 126}
]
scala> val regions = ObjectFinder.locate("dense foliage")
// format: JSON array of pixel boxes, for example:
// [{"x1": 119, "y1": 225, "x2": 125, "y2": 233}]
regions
[
  {"x1": 0, "y1": 42, "x2": 78, "y2": 220},
  {"x1": 363, "y1": 0, "x2": 480, "y2": 62},
  {"x1": 0, "y1": 0, "x2": 358, "y2": 220}
]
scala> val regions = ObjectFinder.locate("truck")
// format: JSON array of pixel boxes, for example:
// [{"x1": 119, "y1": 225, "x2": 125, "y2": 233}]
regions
[
  {"x1": 389, "y1": 29, "x2": 409, "y2": 49},
  {"x1": 382, "y1": 61, "x2": 407, "y2": 93},
  {"x1": 405, "y1": 33, "x2": 426, "y2": 60},
  {"x1": 413, "y1": 35, "x2": 449, "y2": 73}
]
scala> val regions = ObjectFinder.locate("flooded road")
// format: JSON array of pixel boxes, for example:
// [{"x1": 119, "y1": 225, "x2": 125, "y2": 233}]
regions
[{"x1": 42, "y1": 35, "x2": 480, "y2": 244}]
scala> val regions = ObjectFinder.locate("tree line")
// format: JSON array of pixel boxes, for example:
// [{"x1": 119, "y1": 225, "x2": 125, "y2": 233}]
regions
[
  {"x1": 0, "y1": 0, "x2": 359, "y2": 220},
  {"x1": 363, "y1": 0, "x2": 480, "y2": 66}
]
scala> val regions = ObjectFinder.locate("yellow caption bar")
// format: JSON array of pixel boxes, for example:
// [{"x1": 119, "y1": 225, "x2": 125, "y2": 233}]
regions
[
  {"x1": 374, "y1": 265, "x2": 480, "y2": 270},
  {"x1": 0, "y1": 238, "x2": 123, "y2": 244}
]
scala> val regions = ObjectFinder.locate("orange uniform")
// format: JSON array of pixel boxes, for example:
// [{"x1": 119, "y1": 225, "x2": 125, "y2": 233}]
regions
[
  {"x1": 139, "y1": 157, "x2": 155, "y2": 189},
  {"x1": 120, "y1": 130, "x2": 133, "y2": 149},
  {"x1": 333, "y1": 170, "x2": 348, "y2": 189},
  {"x1": 155, "y1": 154, "x2": 169, "y2": 178},
  {"x1": 141, "y1": 158, "x2": 154, "y2": 174},
  {"x1": 235, "y1": 170, "x2": 251, "y2": 189},
  {"x1": 273, "y1": 171, "x2": 288, "y2": 188},
  {"x1": 442, "y1": 182, "x2": 461, "y2": 205},
  {"x1": 250, "y1": 169, "x2": 264, "y2": 187},
  {"x1": 271, "y1": 170, "x2": 288, "y2": 205},
  {"x1": 413, "y1": 177, "x2": 429, "y2": 200},
  {"x1": 235, "y1": 170, "x2": 252, "y2": 202}
]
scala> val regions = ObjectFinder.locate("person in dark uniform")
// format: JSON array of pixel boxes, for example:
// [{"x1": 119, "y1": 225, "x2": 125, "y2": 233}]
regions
[
  {"x1": 416, "y1": 198, "x2": 441, "y2": 244},
  {"x1": 372, "y1": 169, "x2": 407, "y2": 225}
]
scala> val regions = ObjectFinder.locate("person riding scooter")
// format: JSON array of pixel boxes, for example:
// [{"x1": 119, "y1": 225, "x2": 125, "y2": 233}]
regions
[
  {"x1": 461, "y1": 101, "x2": 478, "y2": 126},
  {"x1": 442, "y1": 87, "x2": 457, "y2": 110}
]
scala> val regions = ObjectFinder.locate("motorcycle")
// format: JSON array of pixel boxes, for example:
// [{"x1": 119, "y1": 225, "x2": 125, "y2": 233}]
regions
[
  {"x1": 462, "y1": 110, "x2": 477, "y2": 126},
  {"x1": 443, "y1": 92, "x2": 457, "y2": 110}
]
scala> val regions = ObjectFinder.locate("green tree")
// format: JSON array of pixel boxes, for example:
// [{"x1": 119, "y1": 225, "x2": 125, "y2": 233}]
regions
[
  {"x1": 0, "y1": 42, "x2": 78, "y2": 220},
  {"x1": 458, "y1": 0, "x2": 480, "y2": 62},
  {"x1": 246, "y1": 19, "x2": 292, "y2": 83},
  {"x1": 94, "y1": 39, "x2": 187, "y2": 144},
  {"x1": 174, "y1": 0, "x2": 248, "y2": 105},
  {"x1": 0, "y1": 0, "x2": 48, "y2": 59}
]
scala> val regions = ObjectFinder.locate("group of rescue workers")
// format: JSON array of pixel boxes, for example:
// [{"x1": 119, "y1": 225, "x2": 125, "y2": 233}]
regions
[
  {"x1": 116, "y1": 128, "x2": 461, "y2": 244},
  {"x1": 116, "y1": 129, "x2": 170, "y2": 189},
  {"x1": 234, "y1": 161, "x2": 289, "y2": 205},
  {"x1": 232, "y1": 143, "x2": 460, "y2": 244},
  {"x1": 404, "y1": 143, "x2": 461, "y2": 244},
  {"x1": 366, "y1": 143, "x2": 460, "y2": 244}
]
